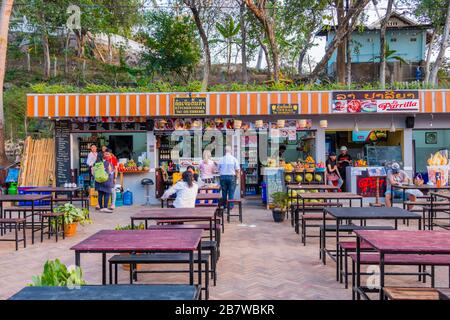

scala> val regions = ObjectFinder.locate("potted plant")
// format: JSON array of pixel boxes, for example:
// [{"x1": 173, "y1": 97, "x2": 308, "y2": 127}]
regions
[
  {"x1": 270, "y1": 192, "x2": 288, "y2": 222},
  {"x1": 53, "y1": 203, "x2": 92, "y2": 237},
  {"x1": 30, "y1": 259, "x2": 85, "y2": 287}
]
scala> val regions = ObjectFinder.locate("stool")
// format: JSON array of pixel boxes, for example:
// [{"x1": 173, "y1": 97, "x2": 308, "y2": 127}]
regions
[
  {"x1": 141, "y1": 178, "x2": 154, "y2": 206},
  {"x1": 40, "y1": 212, "x2": 65, "y2": 242},
  {"x1": 0, "y1": 218, "x2": 26, "y2": 250},
  {"x1": 226, "y1": 200, "x2": 242, "y2": 223}
]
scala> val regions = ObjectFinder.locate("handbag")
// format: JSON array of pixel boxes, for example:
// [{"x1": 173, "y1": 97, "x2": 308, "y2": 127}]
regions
[
  {"x1": 413, "y1": 173, "x2": 424, "y2": 186},
  {"x1": 327, "y1": 172, "x2": 340, "y2": 182}
]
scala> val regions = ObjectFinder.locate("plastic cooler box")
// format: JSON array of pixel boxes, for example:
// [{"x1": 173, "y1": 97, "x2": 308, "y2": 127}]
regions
[{"x1": 18, "y1": 187, "x2": 51, "y2": 206}]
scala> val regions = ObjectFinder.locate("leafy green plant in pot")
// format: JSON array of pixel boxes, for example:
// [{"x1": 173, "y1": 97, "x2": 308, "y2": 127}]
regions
[
  {"x1": 270, "y1": 192, "x2": 288, "y2": 222},
  {"x1": 30, "y1": 259, "x2": 86, "y2": 287},
  {"x1": 53, "y1": 203, "x2": 92, "y2": 237}
]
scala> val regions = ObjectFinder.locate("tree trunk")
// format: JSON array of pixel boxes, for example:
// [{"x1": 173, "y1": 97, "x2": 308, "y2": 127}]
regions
[
  {"x1": 380, "y1": 0, "x2": 394, "y2": 89},
  {"x1": 0, "y1": 0, "x2": 14, "y2": 165},
  {"x1": 430, "y1": 3, "x2": 450, "y2": 85},
  {"x1": 240, "y1": 2, "x2": 248, "y2": 84},
  {"x1": 309, "y1": 0, "x2": 370, "y2": 83},
  {"x1": 64, "y1": 32, "x2": 70, "y2": 75},
  {"x1": 256, "y1": 46, "x2": 263, "y2": 70},
  {"x1": 257, "y1": 36, "x2": 272, "y2": 75},
  {"x1": 26, "y1": 51, "x2": 31, "y2": 72},
  {"x1": 185, "y1": 1, "x2": 211, "y2": 91},
  {"x1": 42, "y1": 34, "x2": 51, "y2": 79},
  {"x1": 297, "y1": 49, "x2": 306, "y2": 76},
  {"x1": 53, "y1": 56, "x2": 57, "y2": 77},
  {"x1": 107, "y1": 34, "x2": 113, "y2": 63},
  {"x1": 346, "y1": 32, "x2": 352, "y2": 86},
  {"x1": 346, "y1": 0, "x2": 353, "y2": 86},
  {"x1": 336, "y1": 0, "x2": 346, "y2": 83},
  {"x1": 74, "y1": 30, "x2": 86, "y2": 58},
  {"x1": 424, "y1": 30, "x2": 436, "y2": 84},
  {"x1": 244, "y1": 0, "x2": 280, "y2": 82}
]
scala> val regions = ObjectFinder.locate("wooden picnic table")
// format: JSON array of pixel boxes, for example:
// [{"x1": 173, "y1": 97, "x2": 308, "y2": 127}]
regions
[
  {"x1": 425, "y1": 192, "x2": 450, "y2": 230},
  {"x1": 31, "y1": 186, "x2": 87, "y2": 208},
  {"x1": 438, "y1": 288, "x2": 450, "y2": 300},
  {"x1": 391, "y1": 184, "x2": 450, "y2": 209},
  {"x1": 71, "y1": 229, "x2": 203, "y2": 287},
  {"x1": 354, "y1": 230, "x2": 450, "y2": 300},
  {"x1": 8, "y1": 284, "x2": 200, "y2": 300},
  {"x1": 131, "y1": 208, "x2": 217, "y2": 240},
  {"x1": 293, "y1": 192, "x2": 363, "y2": 234},
  {"x1": 322, "y1": 207, "x2": 422, "y2": 281},
  {"x1": 0, "y1": 194, "x2": 52, "y2": 244}
]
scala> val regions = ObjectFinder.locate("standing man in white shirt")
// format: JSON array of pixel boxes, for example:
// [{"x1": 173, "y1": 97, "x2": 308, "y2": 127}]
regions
[
  {"x1": 218, "y1": 146, "x2": 240, "y2": 209},
  {"x1": 86, "y1": 144, "x2": 99, "y2": 175}
]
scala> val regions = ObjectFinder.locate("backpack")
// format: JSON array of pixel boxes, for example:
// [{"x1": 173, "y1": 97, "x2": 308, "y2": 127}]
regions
[{"x1": 93, "y1": 162, "x2": 109, "y2": 183}]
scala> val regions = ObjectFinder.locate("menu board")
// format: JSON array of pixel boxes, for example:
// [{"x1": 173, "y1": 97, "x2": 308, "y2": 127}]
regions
[
  {"x1": 365, "y1": 146, "x2": 402, "y2": 166},
  {"x1": 55, "y1": 120, "x2": 71, "y2": 186}
]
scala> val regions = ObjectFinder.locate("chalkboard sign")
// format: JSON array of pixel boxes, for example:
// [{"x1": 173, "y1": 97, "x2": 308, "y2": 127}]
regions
[
  {"x1": 55, "y1": 120, "x2": 71, "y2": 186},
  {"x1": 365, "y1": 146, "x2": 402, "y2": 166}
]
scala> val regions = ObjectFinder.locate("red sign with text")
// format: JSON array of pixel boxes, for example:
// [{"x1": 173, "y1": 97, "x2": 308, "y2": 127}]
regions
[{"x1": 356, "y1": 176, "x2": 387, "y2": 197}]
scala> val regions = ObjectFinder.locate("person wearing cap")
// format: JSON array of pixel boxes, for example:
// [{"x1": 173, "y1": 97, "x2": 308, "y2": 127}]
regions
[
  {"x1": 326, "y1": 152, "x2": 343, "y2": 189},
  {"x1": 385, "y1": 162, "x2": 423, "y2": 209},
  {"x1": 337, "y1": 146, "x2": 352, "y2": 191}
]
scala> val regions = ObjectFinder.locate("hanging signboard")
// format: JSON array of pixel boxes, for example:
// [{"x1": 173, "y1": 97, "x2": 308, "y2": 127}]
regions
[
  {"x1": 172, "y1": 97, "x2": 207, "y2": 115},
  {"x1": 270, "y1": 103, "x2": 299, "y2": 115},
  {"x1": 332, "y1": 90, "x2": 419, "y2": 113}
]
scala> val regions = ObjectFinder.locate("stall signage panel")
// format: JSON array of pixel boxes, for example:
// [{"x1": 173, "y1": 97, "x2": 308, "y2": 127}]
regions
[
  {"x1": 172, "y1": 97, "x2": 207, "y2": 115},
  {"x1": 356, "y1": 176, "x2": 387, "y2": 197},
  {"x1": 54, "y1": 120, "x2": 71, "y2": 186},
  {"x1": 270, "y1": 104, "x2": 299, "y2": 115},
  {"x1": 332, "y1": 90, "x2": 419, "y2": 113}
]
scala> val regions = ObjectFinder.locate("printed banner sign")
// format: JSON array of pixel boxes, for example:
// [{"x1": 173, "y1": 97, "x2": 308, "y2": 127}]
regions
[
  {"x1": 332, "y1": 90, "x2": 419, "y2": 113},
  {"x1": 270, "y1": 104, "x2": 299, "y2": 115},
  {"x1": 172, "y1": 97, "x2": 207, "y2": 115}
]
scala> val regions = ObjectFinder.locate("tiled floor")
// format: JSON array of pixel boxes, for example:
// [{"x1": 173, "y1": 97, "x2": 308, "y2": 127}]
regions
[{"x1": 0, "y1": 199, "x2": 448, "y2": 300}]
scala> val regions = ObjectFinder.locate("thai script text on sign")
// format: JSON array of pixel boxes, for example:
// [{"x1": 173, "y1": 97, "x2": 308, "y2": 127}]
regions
[
  {"x1": 332, "y1": 90, "x2": 419, "y2": 113},
  {"x1": 270, "y1": 104, "x2": 299, "y2": 115},
  {"x1": 172, "y1": 97, "x2": 207, "y2": 115}
]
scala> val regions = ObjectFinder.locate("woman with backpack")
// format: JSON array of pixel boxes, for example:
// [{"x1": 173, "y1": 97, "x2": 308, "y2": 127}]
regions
[{"x1": 93, "y1": 149, "x2": 115, "y2": 213}]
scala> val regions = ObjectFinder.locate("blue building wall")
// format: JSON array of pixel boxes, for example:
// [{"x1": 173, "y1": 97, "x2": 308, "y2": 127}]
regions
[{"x1": 326, "y1": 29, "x2": 427, "y2": 73}]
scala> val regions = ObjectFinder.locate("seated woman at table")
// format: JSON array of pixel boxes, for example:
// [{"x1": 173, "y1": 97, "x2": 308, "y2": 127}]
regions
[
  {"x1": 161, "y1": 171, "x2": 199, "y2": 208},
  {"x1": 385, "y1": 162, "x2": 423, "y2": 209}
]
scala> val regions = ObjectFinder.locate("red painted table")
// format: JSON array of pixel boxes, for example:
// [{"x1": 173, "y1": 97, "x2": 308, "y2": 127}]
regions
[
  {"x1": 71, "y1": 229, "x2": 203, "y2": 286},
  {"x1": 354, "y1": 230, "x2": 450, "y2": 300},
  {"x1": 131, "y1": 208, "x2": 217, "y2": 240}
]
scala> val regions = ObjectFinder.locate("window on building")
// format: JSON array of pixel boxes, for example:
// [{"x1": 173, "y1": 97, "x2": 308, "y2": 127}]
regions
[
  {"x1": 411, "y1": 38, "x2": 417, "y2": 42},
  {"x1": 390, "y1": 38, "x2": 397, "y2": 42}
]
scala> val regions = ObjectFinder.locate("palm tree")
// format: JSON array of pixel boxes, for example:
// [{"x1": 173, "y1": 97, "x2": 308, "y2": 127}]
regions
[
  {"x1": 372, "y1": 43, "x2": 408, "y2": 84},
  {"x1": 215, "y1": 15, "x2": 240, "y2": 77}
]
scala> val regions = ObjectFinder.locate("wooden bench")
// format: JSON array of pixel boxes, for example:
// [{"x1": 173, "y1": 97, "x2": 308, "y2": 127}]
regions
[
  {"x1": 347, "y1": 253, "x2": 450, "y2": 290},
  {"x1": 383, "y1": 287, "x2": 440, "y2": 300},
  {"x1": 0, "y1": 218, "x2": 26, "y2": 250},
  {"x1": 108, "y1": 253, "x2": 211, "y2": 300},
  {"x1": 40, "y1": 212, "x2": 65, "y2": 243}
]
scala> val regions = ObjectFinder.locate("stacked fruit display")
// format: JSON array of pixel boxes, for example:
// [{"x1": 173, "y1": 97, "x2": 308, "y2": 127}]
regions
[{"x1": 354, "y1": 159, "x2": 367, "y2": 167}]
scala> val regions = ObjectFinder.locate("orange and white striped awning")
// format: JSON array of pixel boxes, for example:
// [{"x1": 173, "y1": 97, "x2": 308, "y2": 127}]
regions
[{"x1": 26, "y1": 90, "x2": 450, "y2": 118}]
